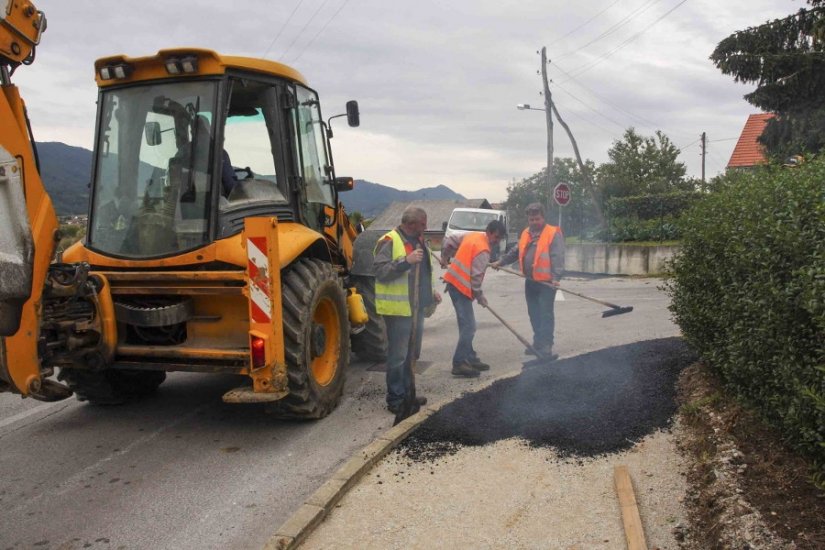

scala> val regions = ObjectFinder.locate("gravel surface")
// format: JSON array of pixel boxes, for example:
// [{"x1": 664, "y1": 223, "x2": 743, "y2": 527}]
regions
[
  {"x1": 305, "y1": 431, "x2": 689, "y2": 549},
  {"x1": 303, "y1": 337, "x2": 695, "y2": 549}
]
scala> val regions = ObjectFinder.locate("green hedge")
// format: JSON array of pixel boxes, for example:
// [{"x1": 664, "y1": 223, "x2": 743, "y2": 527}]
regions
[
  {"x1": 665, "y1": 160, "x2": 825, "y2": 483},
  {"x1": 606, "y1": 191, "x2": 701, "y2": 219},
  {"x1": 600, "y1": 191, "x2": 701, "y2": 241}
]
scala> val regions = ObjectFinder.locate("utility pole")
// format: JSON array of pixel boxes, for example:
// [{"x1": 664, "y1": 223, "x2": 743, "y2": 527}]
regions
[
  {"x1": 540, "y1": 46, "x2": 554, "y2": 214},
  {"x1": 700, "y1": 131, "x2": 707, "y2": 187}
]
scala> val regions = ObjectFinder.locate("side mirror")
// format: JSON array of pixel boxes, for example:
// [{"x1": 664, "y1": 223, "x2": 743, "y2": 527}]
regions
[
  {"x1": 346, "y1": 100, "x2": 360, "y2": 127},
  {"x1": 334, "y1": 177, "x2": 354, "y2": 192},
  {"x1": 442, "y1": 221, "x2": 448, "y2": 232},
  {"x1": 144, "y1": 121, "x2": 162, "y2": 146}
]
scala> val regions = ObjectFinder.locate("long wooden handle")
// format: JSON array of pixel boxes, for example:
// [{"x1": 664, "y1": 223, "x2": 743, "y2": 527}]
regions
[
  {"x1": 495, "y1": 265, "x2": 624, "y2": 311},
  {"x1": 482, "y1": 302, "x2": 541, "y2": 357},
  {"x1": 408, "y1": 255, "x2": 421, "y2": 385}
]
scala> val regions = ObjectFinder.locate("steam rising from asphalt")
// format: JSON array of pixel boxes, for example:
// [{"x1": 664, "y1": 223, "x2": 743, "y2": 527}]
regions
[{"x1": 400, "y1": 337, "x2": 695, "y2": 461}]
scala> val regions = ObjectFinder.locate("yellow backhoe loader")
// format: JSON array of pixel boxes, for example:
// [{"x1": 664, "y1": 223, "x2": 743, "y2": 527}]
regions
[{"x1": 1, "y1": 2, "x2": 385, "y2": 418}]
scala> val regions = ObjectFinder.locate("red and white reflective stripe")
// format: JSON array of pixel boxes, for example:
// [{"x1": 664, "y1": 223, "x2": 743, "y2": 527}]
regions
[{"x1": 247, "y1": 237, "x2": 272, "y2": 323}]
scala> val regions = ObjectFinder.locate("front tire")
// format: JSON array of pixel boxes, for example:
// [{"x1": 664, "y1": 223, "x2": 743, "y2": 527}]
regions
[{"x1": 272, "y1": 258, "x2": 349, "y2": 419}]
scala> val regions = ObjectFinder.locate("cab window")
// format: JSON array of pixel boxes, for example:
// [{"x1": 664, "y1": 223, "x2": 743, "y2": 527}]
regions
[{"x1": 292, "y1": 85, "x2": 333, "y2": 229}]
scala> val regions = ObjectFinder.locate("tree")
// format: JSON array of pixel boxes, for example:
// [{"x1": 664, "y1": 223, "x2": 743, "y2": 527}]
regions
[
  {"x1": 710, "y1": 1, "x2": 825, "y2": 160},
  {"x1": 597, "y1": 128, "x2": 689, "y2": 200},
  {"x1": 504, "y1": 157, "x2": 599, "y2": 237}
]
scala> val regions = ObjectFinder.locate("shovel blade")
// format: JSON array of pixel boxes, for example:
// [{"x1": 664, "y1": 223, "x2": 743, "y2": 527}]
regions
[{"x1": 601, "y1": 306, "x2": 633, "y2": 318}]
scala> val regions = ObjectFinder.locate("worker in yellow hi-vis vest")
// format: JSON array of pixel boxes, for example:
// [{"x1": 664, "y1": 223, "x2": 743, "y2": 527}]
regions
[{"x1": 373, "y1": 206, "x2": 441, "y2": 415}]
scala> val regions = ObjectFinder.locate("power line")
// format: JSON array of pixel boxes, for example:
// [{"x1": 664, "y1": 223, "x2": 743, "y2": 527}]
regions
[
  {"x1": 681, "y1": 137, "x2": 701, "y2": 149},
  {"x1": 290, "y1": 0, "x2": 350, "y2": 63},
  {"x1": 555, "y1": 0, "x2": 663, "y2": 61},
  {"x1": 547, "y1": 0, "x2": 623, "y2": 47},
  {"x1": 549, "y1": 60, "x2": 694, "y2": 142},
  {"x1": 561, "y1": 0, "x2": 691, "y2": 81},
  {"x1": 261, "y1": 0, "x2": 307, "y2": 59},
  {"x1": 552, "y1": 81, "x2": 629, "y2": 131},
  {"x1": 548, "y1": 93, "x2": 625, "y2": 140},
  {"x1": 279, "y1": 0, "x2": 332, "y2": 61}
]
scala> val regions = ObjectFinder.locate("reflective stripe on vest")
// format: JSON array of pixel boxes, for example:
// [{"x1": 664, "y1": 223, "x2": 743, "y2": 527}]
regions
[
  {"x1": 519, "y1": 224, "x2": 559, "y2": 282},
  {"x1": 374, "y1": 230, "x2": 412, "y2": 316},
  {"x1": 443, "y1": 232, "x2": 490, "y2": 299}
]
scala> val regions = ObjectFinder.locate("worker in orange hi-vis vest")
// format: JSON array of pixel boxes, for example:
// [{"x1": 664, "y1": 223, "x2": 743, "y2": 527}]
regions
[
  {"x1": 491, "y1": 202, "x2": 565, "y2": 360},
  {"x1": 440, "y1": 220, "x2": 507, "y2": 377}
]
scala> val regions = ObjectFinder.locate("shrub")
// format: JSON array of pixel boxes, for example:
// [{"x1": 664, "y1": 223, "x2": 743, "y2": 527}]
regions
[
  {"x1": 606, "y1": 191, "x2": 701, "y2": 219},
  {"x1": 665, "y1": 159, "x2": 825, "y2": 480},
  {"x1": 602, "y1": 191, "x2": 701, "y2": 241}
]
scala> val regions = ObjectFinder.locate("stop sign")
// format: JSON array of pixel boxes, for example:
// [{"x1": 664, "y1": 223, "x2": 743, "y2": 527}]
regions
[{"x1": 553, "y1": 182, "x2": 571, "y2": 207}]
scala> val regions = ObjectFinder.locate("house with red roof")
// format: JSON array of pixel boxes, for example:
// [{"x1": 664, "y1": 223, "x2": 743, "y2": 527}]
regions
[{"x1": 727, "y1": 113, "x2": 775, "y2": 169}]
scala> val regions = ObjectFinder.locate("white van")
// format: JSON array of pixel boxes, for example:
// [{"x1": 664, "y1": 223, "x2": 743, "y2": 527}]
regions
[{"x1": 444, "y1": 207, "x2": 509, "y2": 259}]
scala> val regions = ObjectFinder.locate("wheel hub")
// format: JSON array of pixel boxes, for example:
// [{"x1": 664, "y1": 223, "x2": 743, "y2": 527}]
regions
[{"x1": 311, "y1": 323, "x2": 327, "y2": 358}]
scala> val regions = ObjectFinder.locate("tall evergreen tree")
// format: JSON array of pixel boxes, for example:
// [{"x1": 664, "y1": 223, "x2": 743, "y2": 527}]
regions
[{"x1": 711, "y1": 1, "x2": 825, "y2": 160}]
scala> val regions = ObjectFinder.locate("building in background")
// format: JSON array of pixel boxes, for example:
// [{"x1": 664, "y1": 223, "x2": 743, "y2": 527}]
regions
[{"x1": 727, "y1": 113, "x2": 775, "y2": 170}]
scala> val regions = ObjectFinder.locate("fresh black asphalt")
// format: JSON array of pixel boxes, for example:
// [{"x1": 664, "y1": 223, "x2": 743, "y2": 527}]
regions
[{"x1": 400, "y1": 337, "x2": 696, "y2": 461}]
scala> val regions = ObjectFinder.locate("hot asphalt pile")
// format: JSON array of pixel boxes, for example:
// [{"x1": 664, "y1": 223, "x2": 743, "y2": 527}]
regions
[{"x1": 400, "y1": 337, "x2": 696, "y2": 461}]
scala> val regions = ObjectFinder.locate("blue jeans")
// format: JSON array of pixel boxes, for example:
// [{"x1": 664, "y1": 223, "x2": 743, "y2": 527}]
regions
[
  {"x1": 525, "y1": 279, "x2": 556, "y2": 350},
  {"x1": 384, "y1": 312, "x2": 424, "y2": 408},
  {"x1": 447, "y1": 284, "x2": 477, "y2": 366}
]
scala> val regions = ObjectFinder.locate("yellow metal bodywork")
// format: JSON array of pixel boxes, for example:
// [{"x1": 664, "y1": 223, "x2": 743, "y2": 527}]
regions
[
  {"x1": 1, "y1": 26, "x2": 360, "y2": 402},
  {"x1": 94, "y1": 49, "x2": 307, "y2": 88},
  {"x1": 0, "y1": 1, "x2": 45, "y2": 65},
  {"x1": 242, "y1": 217, "x2": 286, "y2": 394},
  {"x1": 63, "y1": 221, "x2": 325, "y2": 271},
  {"x1": 59, "y1": 219, "x2": 330, "y2": 394},
  {"x1": 0, "y1": 76, "x2": 57, "y2": 396}
]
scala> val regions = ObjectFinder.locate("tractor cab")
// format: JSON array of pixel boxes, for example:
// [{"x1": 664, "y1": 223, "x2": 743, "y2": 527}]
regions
[{"x1": 85, "y1": 49, "x2": 359, "y2": 260}]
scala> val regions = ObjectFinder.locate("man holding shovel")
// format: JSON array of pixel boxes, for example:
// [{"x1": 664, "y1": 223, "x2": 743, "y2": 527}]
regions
[
  {"x1": 491, "y1": 202, "x2": 565, "y2": 360},
  {"x1": 374, "y1": 206, "x2": 441, "y2": 416},
  {"x1": 441, "y1": 220, "x2": 507, "y2": 376}
]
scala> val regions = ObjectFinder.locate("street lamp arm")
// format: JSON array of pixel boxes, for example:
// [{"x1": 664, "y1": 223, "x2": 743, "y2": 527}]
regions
[{"x1": 516, "y1": 103, "x2": 546, "y2": 111}]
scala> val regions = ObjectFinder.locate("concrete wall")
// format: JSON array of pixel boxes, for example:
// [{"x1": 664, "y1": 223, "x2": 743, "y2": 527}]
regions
[{"x1": 565, "y1": 243, "x2": 679, "y2": 276}]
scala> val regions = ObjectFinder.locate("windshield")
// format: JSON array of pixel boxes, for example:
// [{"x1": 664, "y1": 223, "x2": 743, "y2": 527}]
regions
[
  {"x1": 88, "y1": 81, "x2": 218, "y2": 258},
  {"x1": 448, "y1": 211, "x2": 499, "y2": 231}
]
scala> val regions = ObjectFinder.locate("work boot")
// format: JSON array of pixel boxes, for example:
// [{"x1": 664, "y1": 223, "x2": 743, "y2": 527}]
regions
[
  {"x1": 451, "y1": 360, "x2": 481, "y2": 378},
  {"x1": 387, "y1": 396, "x2": 427, "y2": 414},
  {"x1": 535, "y1": 346, "x2": 559, "y2": 361},
  {"x1": 468, "y1": 357, "x2": 490, "y2": 371}
]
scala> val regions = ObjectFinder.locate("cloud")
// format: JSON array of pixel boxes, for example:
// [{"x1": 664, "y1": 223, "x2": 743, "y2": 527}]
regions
[{"x1": 17, "y1": 0, "x2": 802, "y2": 200}]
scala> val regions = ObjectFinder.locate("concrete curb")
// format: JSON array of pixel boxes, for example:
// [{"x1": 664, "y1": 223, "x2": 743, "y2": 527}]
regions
[{"x1": 263, "y1": 404, "x2": 439, "y2": 550}]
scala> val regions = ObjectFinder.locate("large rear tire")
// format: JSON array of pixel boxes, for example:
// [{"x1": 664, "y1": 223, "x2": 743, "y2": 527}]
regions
[
  {"x1": 58, "y1": 368, "x2": 166, "y2": 405},
  {"x1": 272, "y1": 258, "x2": 349, "y2": 419},
  {"x1": 349, "y1": 275, "x2": 388, "y2": 363}
]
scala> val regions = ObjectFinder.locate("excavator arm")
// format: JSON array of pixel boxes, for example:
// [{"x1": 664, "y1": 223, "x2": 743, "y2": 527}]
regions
[{"x1": 0, "y1": 2, "x2": 67, "y2": 399}]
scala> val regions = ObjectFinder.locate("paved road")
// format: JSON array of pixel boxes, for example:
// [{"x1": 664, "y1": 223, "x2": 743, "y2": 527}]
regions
[{"x1": 0, "y1": 272, "x2": 678, "y2": 549}]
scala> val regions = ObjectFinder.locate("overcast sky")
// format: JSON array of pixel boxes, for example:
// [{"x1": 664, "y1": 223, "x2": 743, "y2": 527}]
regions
[{"x1": 16, "y1": 0, "x2": 799, "y2": 201}]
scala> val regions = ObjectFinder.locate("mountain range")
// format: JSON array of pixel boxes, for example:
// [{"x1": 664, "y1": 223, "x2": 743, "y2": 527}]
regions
[{"x1": 34, "y1": 142, "x2": 464, "y2": 218}]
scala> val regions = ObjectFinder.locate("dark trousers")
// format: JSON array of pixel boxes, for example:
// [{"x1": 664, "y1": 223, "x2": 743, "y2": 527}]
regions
[
  {"x1": 384, "y1": 312, "x2": 424, "y2": 408},
  {"x1": 447, "y1": 284, "x2": 478, "y2": 366},
  {"x1": 525, "y1": 279, "x2": 556, "y2": 351}
]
